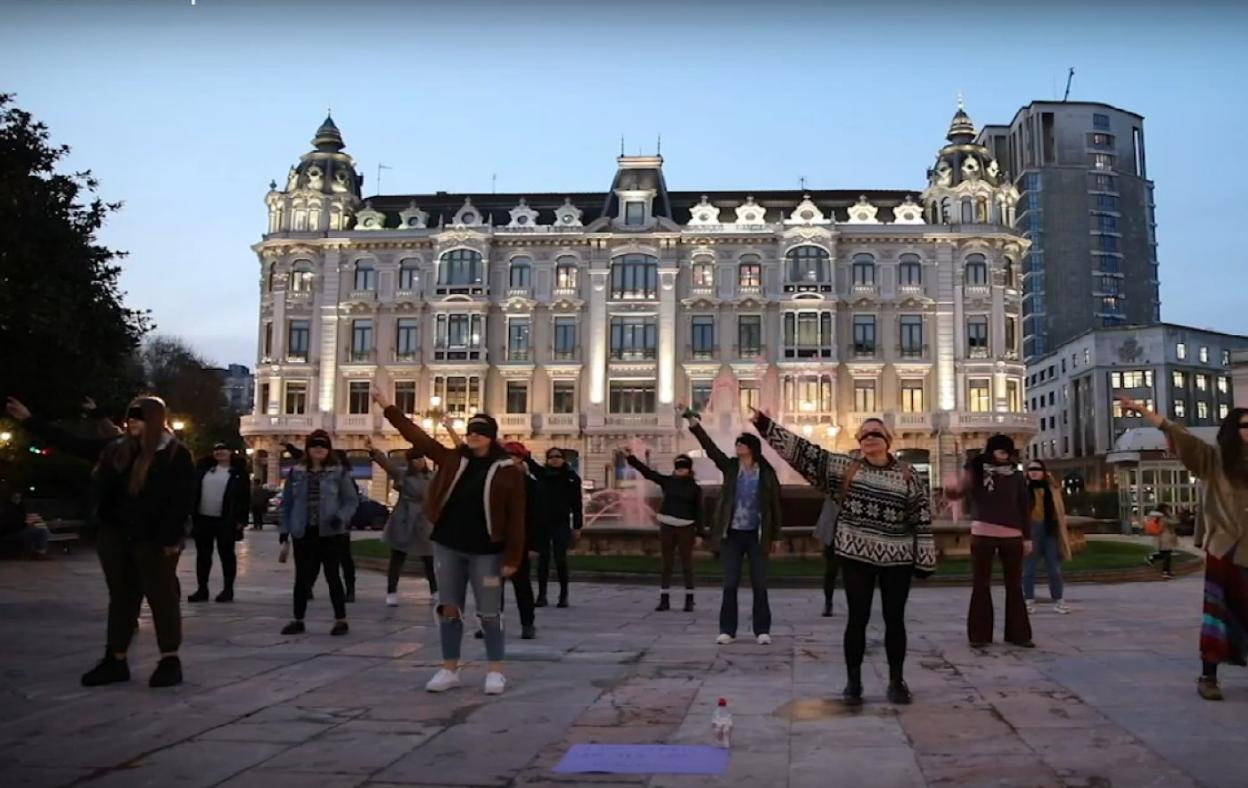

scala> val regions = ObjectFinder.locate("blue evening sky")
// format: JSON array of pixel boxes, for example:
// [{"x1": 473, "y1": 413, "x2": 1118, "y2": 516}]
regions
[{"x1": 3, "y1": 0, "x2": 1245, "y2": 366}]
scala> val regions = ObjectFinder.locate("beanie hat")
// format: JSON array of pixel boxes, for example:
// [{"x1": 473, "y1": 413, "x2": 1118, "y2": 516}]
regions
[
  {"x1": 503, "y1": 441, "x2": 528, "y2": 458},
  {"x1": 986, "y1": 434, "x2": 1016, "y2": 457}
]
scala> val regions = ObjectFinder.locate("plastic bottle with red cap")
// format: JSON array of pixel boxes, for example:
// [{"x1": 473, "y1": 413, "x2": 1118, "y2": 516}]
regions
[{"x1": 711, "y1": 698, "x2": 732, "y2": 748}]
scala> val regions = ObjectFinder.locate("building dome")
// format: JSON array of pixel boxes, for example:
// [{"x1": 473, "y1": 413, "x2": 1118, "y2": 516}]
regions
[{"x1": 284, "y1": 114, "x2": 363, "y2": 198}]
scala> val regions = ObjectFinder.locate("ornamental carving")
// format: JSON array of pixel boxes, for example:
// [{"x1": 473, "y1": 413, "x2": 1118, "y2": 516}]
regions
[
  {"x1": 554, "y1": 198, "x2": 583, "y2": 227},
  {"x1": 893, "y1": 196, "x2": 925, "y2": 225},
  {"x1": 845, "y1": 195, "x2": 880, "y2": 225},
  {"x1": 507, "y1": 198, "x2": 541, "y2": 229},
  {"x1": 735, "y1": 196, "x2": 765, "y2": 226},
  {"x1": 451, "y1": 198, "x2": 487, "y2": 228},
  {"x1": 399, "y1": 201, "x2": 429, "y2": 229},
  {"x1": 687, "y1": 195, "x2": 721, "y2": 226},
  {"x1": 785, "y1": 195, "x2": 829, "y2": 226},
  {"x1": 354, "y1": 201, "x2": 386, "y2": 231}
]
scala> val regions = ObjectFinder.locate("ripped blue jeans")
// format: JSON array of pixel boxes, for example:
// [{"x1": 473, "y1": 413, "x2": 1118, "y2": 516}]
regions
[{"x1": 434, "y1": 543, "x2": 504, "y2": 662}]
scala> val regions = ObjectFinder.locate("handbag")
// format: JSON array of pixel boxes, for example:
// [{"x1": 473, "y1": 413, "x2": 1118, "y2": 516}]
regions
[{"x1": 814, "y1": 461, "x2": 862, "y2": 547}]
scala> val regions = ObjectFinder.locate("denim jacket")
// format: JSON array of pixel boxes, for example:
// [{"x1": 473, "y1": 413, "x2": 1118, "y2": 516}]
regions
[{"x1": 280, "y1": 465, "x2": 359, "y2": 540}]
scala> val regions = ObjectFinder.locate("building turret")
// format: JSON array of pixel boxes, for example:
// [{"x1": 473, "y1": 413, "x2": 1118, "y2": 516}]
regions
[
  {"x1": 921, "y1": 99, "x2": 1019, "y2": 227},
  {"x1": 265, "y1": 114, "x2": 364, "y2": 234}
]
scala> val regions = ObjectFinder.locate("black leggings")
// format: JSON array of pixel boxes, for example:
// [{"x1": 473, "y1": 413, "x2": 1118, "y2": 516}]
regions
[
  {"x1": 294, "y1": 528, "x2": 347, "y2": 621},
  {"x1": 538, "y1": 525, "x2": 571, "y2": 598},
  {"x1": 387, "y1": 549, "x2": 437, "y2": 595},
  {"x1": 823, "y1": 545, "x2": 840, "y2": 604},
  {"x1": 193, "y1": 516, "x2": 237, "y2": 592},
  {"x1": 310, "y1": 530, "x2": 356, "y2": 591},
  {"x1": 841, "y1": 558, "x2": 913, "y2": 679}
]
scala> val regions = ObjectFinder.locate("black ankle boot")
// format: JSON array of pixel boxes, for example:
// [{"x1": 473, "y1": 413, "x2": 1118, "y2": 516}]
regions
[
  {"x1": 344, "y1": 585, "x2": 356, "y2": 604},
  {"x1": 557, "y1": 593, "x2": 569, "y2": 609},
  {"x1": 215, "y1": 588, "x2": 234, "y2": 603},
  {"x1": 887, "y1": 679, "x2": 912, "y2": 705},
  {"x1": 149, "y1": 656, "x2": 183, "y2": 688},
  {"x1": 655, "y1": 593, "x2": 671, "y2": 612},
  {"x1": 82, "y1": 654, "x2": 130, "y2": 687},
  {"x1": 188, "y1": 588, "x2": 209, "y2": 603},
  {"x1": 683, "y1": 594, "x2": 695, "y2": 612},
  {"x1": 822, "y1": 599, "x2": 834, "y2": 617},
  {"x1": 535, "y1": 592, "x2": 548, "y2": 608},
  {"x1": 842, "y1": 668, "x2": 864, "y2": 707}
]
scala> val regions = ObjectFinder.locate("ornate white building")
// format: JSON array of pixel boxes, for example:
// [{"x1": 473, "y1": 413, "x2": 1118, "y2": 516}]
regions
[{"x1": 242, "y1": 106, "x2": 1035, "y2": 488}]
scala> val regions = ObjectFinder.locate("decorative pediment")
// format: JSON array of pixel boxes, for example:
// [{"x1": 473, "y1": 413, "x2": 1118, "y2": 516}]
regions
[
  {"x1": 355, "y1": 201, "x2": 386, "y2": 230},
  {"x1": 554, "y1": 198, "x2": 583, "y2": 227},
  {"x1": 893, "y1": 195, "x2": 925, "y2": 225},
  {"x1": 961, "y1": 156, "x2": 981, "y2": 180},
  {"x1": 735, "y1": 196, "x2": 766, "y2": 226},
  {"x1": 681, "y1": 296, "x2": 720, "y2": 309},
  {"x1": 845, "y1": 196, "x2": 880, "y2": 225},
  {"x1": 500, "y1": 296, "x2": 537, "y2": 312},
  {"x1": 548, "y1": 297, "x2": 586, "y2": 311},
  {"x1": 451, "y1": 198, "x2": 487, "y2": 228},
  {"x1": 933, "y1": 160, "x2": 953, "y2": 187},
  {"x1": 784, "y1": 195, "x2": 830, "y2": 226},
  {"x1": 507, "y1": 198, "x2": 541, "y2": 229},
  {"x1": 399, "y1": 201, "x2": 429, "y2": 229},
  {"x1": 687, "y1": 195, "x2": 721, "y2": 226}
]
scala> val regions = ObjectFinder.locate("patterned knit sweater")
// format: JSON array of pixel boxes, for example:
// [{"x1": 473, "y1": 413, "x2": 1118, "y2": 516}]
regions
[{"x1": 757, "y1": 415, "x2": 936, "y2": 572}]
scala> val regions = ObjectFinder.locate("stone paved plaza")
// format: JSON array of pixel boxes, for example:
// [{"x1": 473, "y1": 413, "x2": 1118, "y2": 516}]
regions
[{"x1": 1, "y1": 534, "x2": 1244, "y2": 788}]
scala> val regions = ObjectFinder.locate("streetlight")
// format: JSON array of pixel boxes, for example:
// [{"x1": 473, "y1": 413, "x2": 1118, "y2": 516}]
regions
[
  {"x1": 0, "y1": 431, "x2": 12, "y2": 445},
  {"x1": 171, "y1": 420, "x2": 186, "y2": 432},
  {"x1": 802, "y1": 424, "x2": 814, "y2": 437},
  {"x1": 826, "y1": 424, "x2": 841, "y2": 439}
]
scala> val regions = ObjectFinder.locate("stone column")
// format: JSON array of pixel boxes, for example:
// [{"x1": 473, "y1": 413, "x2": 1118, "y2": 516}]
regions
[
  {"x1": 587, "y1": 268, "x2": 608, "y2": 422},
  {"x1": 318, "y1": 248, "x2": 343, "y2": 424},
  {"x1": 658, "y1": 267, "x2": 678, "y2": 406}
]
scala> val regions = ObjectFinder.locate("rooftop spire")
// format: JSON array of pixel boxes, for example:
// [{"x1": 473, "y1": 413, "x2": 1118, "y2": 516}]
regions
[
  {"x1": 947, "y1": 97, "x2": 977, "y2": 143},
  {"x1": 312, "y1": 113, "x2": 344, "y2": 152}
]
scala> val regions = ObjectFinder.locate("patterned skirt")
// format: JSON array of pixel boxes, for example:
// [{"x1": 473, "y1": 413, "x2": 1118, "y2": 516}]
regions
[{"x1": 1201, "y1": 550, "x2": 1248, "y2": 667}]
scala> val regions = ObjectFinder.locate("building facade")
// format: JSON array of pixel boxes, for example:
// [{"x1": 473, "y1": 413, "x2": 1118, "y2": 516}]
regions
[
  {"x1": 220, "y1": 364, "x2": 255, "y2": 415},
  {"x1": 1026, "y1": 323, "x2": 1246, "y2": 489},
  {"x1": 242, "y1": 107, "x2": 1035, "y2": 489},
  {"x1": 977, "y1": 102, "x2": 1160, "y2": 359}
]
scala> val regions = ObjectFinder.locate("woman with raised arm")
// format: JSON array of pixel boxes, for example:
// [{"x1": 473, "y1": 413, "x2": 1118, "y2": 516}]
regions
[
  {"x1": 5, "y1": 395, "x2": 195, "y2": 689},
  {"x1": 623, "y1": 446, "x2": 704, "y2": 612},
  {"x1": 373, "y1": 388, "x2": 525, "y2": 696},
  {"x1": 753, "y1": 410, "x2": 933, "y2": 706},
  {"x1": 680, "y1": 406, "x2": 782, "y2": 647},
  {"x1": 366, "y1": 438, "x2": 437, "y2": 607},
  {"x1": 1117, "y1": 396, "x2": 1248, "y2": 701}
]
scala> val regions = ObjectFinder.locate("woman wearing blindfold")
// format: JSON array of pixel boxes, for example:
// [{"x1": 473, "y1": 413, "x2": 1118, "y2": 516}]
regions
[
  {"x1": 5, "y1": 395, "x2": 196, "y2": 689},
  {"x1": 753, "y1": 409, "x2": 934, "y2": 707},
  {"x1": 367, "y1": 440, "x2": 437, "y2": 608},
  {"x1": 623, "y1": 445, "x2": 705, "y2": 613},
  {"x1": 278, "y1": 430, "x2": 359, "y2": 637},
  {"x1": 373, "y1": 388, "x2": 526, "y2": 697},
  {"x1": 1117, "y1": 395, "x2": 1248, "y2": 702},
  {"x1": 945, "y1": 434, "x2": 1034, "y2": 650}
]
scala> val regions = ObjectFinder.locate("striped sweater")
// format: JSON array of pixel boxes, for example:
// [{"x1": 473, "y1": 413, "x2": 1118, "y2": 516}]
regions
[{"x1": 757, "y1": 415, "x2": 936, "y2": 572}]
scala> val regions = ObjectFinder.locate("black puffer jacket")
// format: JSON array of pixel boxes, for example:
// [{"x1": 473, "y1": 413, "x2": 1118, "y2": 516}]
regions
[
  {"x1": 191, "y1": 455, "x2": 251, "y2": 528},
  {"x1": 95, "y1": 434, "x2": 196, "y2": 546},
  {"x1": 626, "y1": 455, "x2": 704, "y2": 534},
  {"x1": 538, "y1": 464, "x2": 583, "y2": 532}
]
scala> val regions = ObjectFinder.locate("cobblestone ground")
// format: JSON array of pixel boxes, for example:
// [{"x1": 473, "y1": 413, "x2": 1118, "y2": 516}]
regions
[{"x1": 1, "y1": 533, "x2": 1243, "y2": 788}]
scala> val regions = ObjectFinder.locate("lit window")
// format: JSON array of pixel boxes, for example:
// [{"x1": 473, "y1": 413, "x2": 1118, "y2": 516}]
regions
[
  {"x1": 348, "y1": 382, "x2": 370, "y2": 415},
  {"x1": 1217, "y1": 376, "x2": 1229, "y2": 394},
  {"x1": 1199, "y1": 346, "x2": 1209, "y2": 364},
  {"x1": 738, "y1": 382, "x2": 760, "y2": 414},
  {"x1": 555, "y1": 257, "x2": 579, "y2": 291},
  {"x1": 738, "y1": 255, "x2": 762, "y2": 288},
  {"x1": 505, "y1": 382, "x2": 528, "y2": 415},
  {"x1": 1174, "y1": 400, "x2": 1186, "y2": 419},
  {"x1": 1172, "y1": 371, "x2": 1186, "y2": 388},
  {"x1": 1219, "y1": 403, "x2": 1230, "y2": 420},
  {"x1": 552, "y1": 381, "x2": 576, "y2": 414},
  {"x1": 853, "y1": 380, "x2": 877, "y2": 412},
  {"x1": 691, "y1": 258, "x2": 715, "y2": 289},
  {"x1": 968, "y1": 380, "x2": 991, "y2": 412},
  {"x1": 284, "y1": 381, "x2": 308, "y2": 415},
  {"x1": 1195, "y1": 374, "x2": 1209, "y2": 393},
  {"x1": 1197, "y1": 402, "x2": 1210, "y2": 420},
  {"x1": 900, "y1": 380, "x2": 924, "y2": 413},
  {"x1": 1176, "y1": 342, "x2": 1187, "y2": 360}
]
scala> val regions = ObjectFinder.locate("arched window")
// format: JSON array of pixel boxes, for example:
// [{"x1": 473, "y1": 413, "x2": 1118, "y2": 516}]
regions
[
  {"x1": 289, "y1": 261, "x2": 314, "y2": 292},
  {"x1": 353, "y1": 260, "x2": 376, "y2": 292},
  {"x1": 555, "y1": 256, "x2": 579, "y2": 291},
  {"x1": 438, "y1": 249, "x2": 484, "y2": 288},
  {"x1": 398, "y1": 259, "x2": 420, "y2": 291},
  {"x1": 691, "y1": 255, "x2": 715, "y2": 289},
  {"x1": 1003, "y1": 257, "x2": 1015, "y2": 288},
  {"x1": 965, "y1": 254, "x2": 989, "y2": 286},
  {"x1": 976, "y1": 197, "x2": 988, "y2": 223},
  {"x1": 961, "y1": 199, "x2": 973, "y2": 224},
  {"x1": 898, "y1": 254, "x2": 923, "y2": 287},
  {"x1": 266, "y1": 262, "x2": 278, "y2": 292},
  {"x1": 738, "y1": 254, "x2": 762, "y2": 288},
  {"x1": 851, "y1": 253, "x2": 876, "y2": 286},
  {"x1": 785, "y1": 245, "x2": 829, "y2": 284},
  {"x1": 509, "y1": 256, "x2": 532, "y2": 290},
  {"x1": 610, "y1": 254, "x2": 658, "y2": 300}
]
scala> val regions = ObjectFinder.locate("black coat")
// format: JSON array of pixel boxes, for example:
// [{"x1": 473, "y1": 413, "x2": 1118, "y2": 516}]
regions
[
  {"x1": 191, "y1": 456, "x2": 250, "y2": 530},
  {"x1": 625, "y1": 455, "x2": 704, "y2": 534},
  {"x1": 537, "y1": 463, "x2": 583, "y2": 531}
]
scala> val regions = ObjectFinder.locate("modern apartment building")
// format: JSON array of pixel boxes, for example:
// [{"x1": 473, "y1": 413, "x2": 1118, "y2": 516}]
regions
[
  {"x1": 242, "y1": 107, "x2": 1035, "y2": 488},
  {"x1": 978, "y1": 102, "x2": 1160, "y2": 359},
  {"x1": 1026, "y1": 323, "x2": 1246, "y2": 488}
]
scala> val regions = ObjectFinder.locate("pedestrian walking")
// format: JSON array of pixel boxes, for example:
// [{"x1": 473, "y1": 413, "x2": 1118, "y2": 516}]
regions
[
  {"x1": 367, "y1": 440, "x2": 437, "y2": 606},
  {"x1": 1022, "y1": 459, "x2": 1073, "y2": 613},
  {"x1": 534, "y1": 446, "x2": 583, "y2": 608},
  {"x1": 188, "y1": 443, "x2": 249, "y2": 603},
  {"x1": 278, "y1": 430, "x2": 358, "y2": 637},
  {"x1": 680, "y1": 406, "x2": 783, "y2": 647},
  {"x1": 623, "y1": 447, "x2": 704, "y2": 612},
  {"x1": 249, "y1": 478, "x2": 273, "y2": 530},
  {"x1": 374, "y1": 389, "x2": 526, "y2": 696},
  {"x1": 1117, "y1": 397, "x2": 1248, "y2": 701},
  {"x1": 756, "y1": 411, "x2": 933, "y2": 706},
  {"x1": 5, "y1": 396, "x2": 195, "y2": 688},
  {"x1": 1144, "y1": 504, "x2": 1180, "y2": 580},
  {"x1": 817, "y1": 497, "x2": 839, "y2": 617},
  {"x1": 946, "y1": 435, "x2": 1034, "y2": 649}
]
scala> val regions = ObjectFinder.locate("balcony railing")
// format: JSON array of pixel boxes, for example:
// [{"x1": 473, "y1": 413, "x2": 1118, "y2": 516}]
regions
[
  {"x1": 507, "y1": 286, "x2": 532, "y2": 298},
  {"x1": 687, "y1": 344, "x2": 718, "y2": 361},
  {"x1": 394, "y1": 288, "x2": 421, "y2": 300},
  {"x1": 433, "y1": 344, "x2": 485, "y2": 361},
  {"x1": 505, "y1": 348, "x2": 532, "y2": 363},
  {"x1": 852, "y1": 345, "x2": 877, "y2": 359},
  {"x1": 552, "y1": 348, "x2": 579, "y2": 362},
  {"x1": 345, "y1": 349, "x2": 376, "y2": 363},
  {"x1": 734, "y1": 344, "x2": 765, "y2": 360},
  {"x1": 895, "y1": 412, "x2": 933, "y2": 431},
  {"x1": 286, "y1": 352, "x2": 310, "y2": 363},
  {"x1": 851, "y1": 283, "x2": 878, "y2": 298},
  {"x1": 897, "y1": 283, "x2": 924, "y2": 296},
  {"x1": 434, "y1": 282, "x2": 487, "y2": 297},
  {"x1": 347, "y1": 289, "x2": 378, "y2": 301},
  {"x1": 897, "y1": 344, "x2": 929, "y2": 360},
  {"x1": 240, "y1": 413, "x2": 321, "y2": 434},
  {"x1": 392, "y1": 350, "x2": 421, "y2": 364},
  {"x1": 689, "y1": 284, "x2": 715, "y2": 297},
  {"x1": 553, "y1": 286, "x2": 580, "y2": 298},
  {"x1": 736, "y1": 284, "x2": 763, "y2": 298},
  {"x1": 542, "y1": 413, "x2": 581, "y2": 432},
  {"x1": 964, "y1": 284, "x2": 991, "y2": 299},
  {"x1": 605, "y1": 414, "x2": 660, "y2": 428},
  {"x1": 609, "y1": 348, "x2": 657, "y2": 362},
  {"x1": 286, "y1": 290, "x2": 312, "y2": 301},
  {"x1": 783, "y1": 345, "x2": 834, "y2": 360},
  {"x1": 967, "y1": 345, "x2": 992, "y2": 360},
  {"x1": 784, "y1": 280, "x2": 833, "y2": 294},
  {"x1": 499, "y1": 414, "x2": 533, "y2": 433},
  {"x1": 337, "y1": 414, "x2": 376, "y2": 432}
]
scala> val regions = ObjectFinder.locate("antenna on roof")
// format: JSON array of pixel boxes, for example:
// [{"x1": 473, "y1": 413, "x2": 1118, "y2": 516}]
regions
[
  {"x1": 656, "y1": 133, "x2": 662, "y2": 155},
  {"x1": 491, "y1": 173, "x2": 497, "y2": 193},
  {"x1": 1062, "y1": 67, "x2": 1076, "y2": 101},
  {"x1": 376, "y1": 163, "x2": 392, "y2": 194},
  {"x1": 799, "y1": 175, "x2": 807, "y2": 190},
  {"x1": 620, "y1": 135, "x2": 625, "y2": 156}
]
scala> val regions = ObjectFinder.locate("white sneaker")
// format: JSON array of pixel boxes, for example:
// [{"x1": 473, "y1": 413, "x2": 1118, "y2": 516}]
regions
[
  {"x1": 716, "y1": 634, "x2": 735, "y2": 645},
  {"x1": 756, "y1": 634, "x2": 772, "y2": 646},
  {"x1": 1054, "y1": 601, "x2": 1071, "y2": 615},
  {"x1": 425, "y1": 668, "x2": 461, "y2": 693},
  {"x1": 484, "y1": 671, "x2": 506, "y2": 695},
  {"x1": 1025, "y1": 600, "x2": 1036, "y2": 615},
  {"x1": 385, "y1": 593, "x2": 399, "y2": 607}
]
